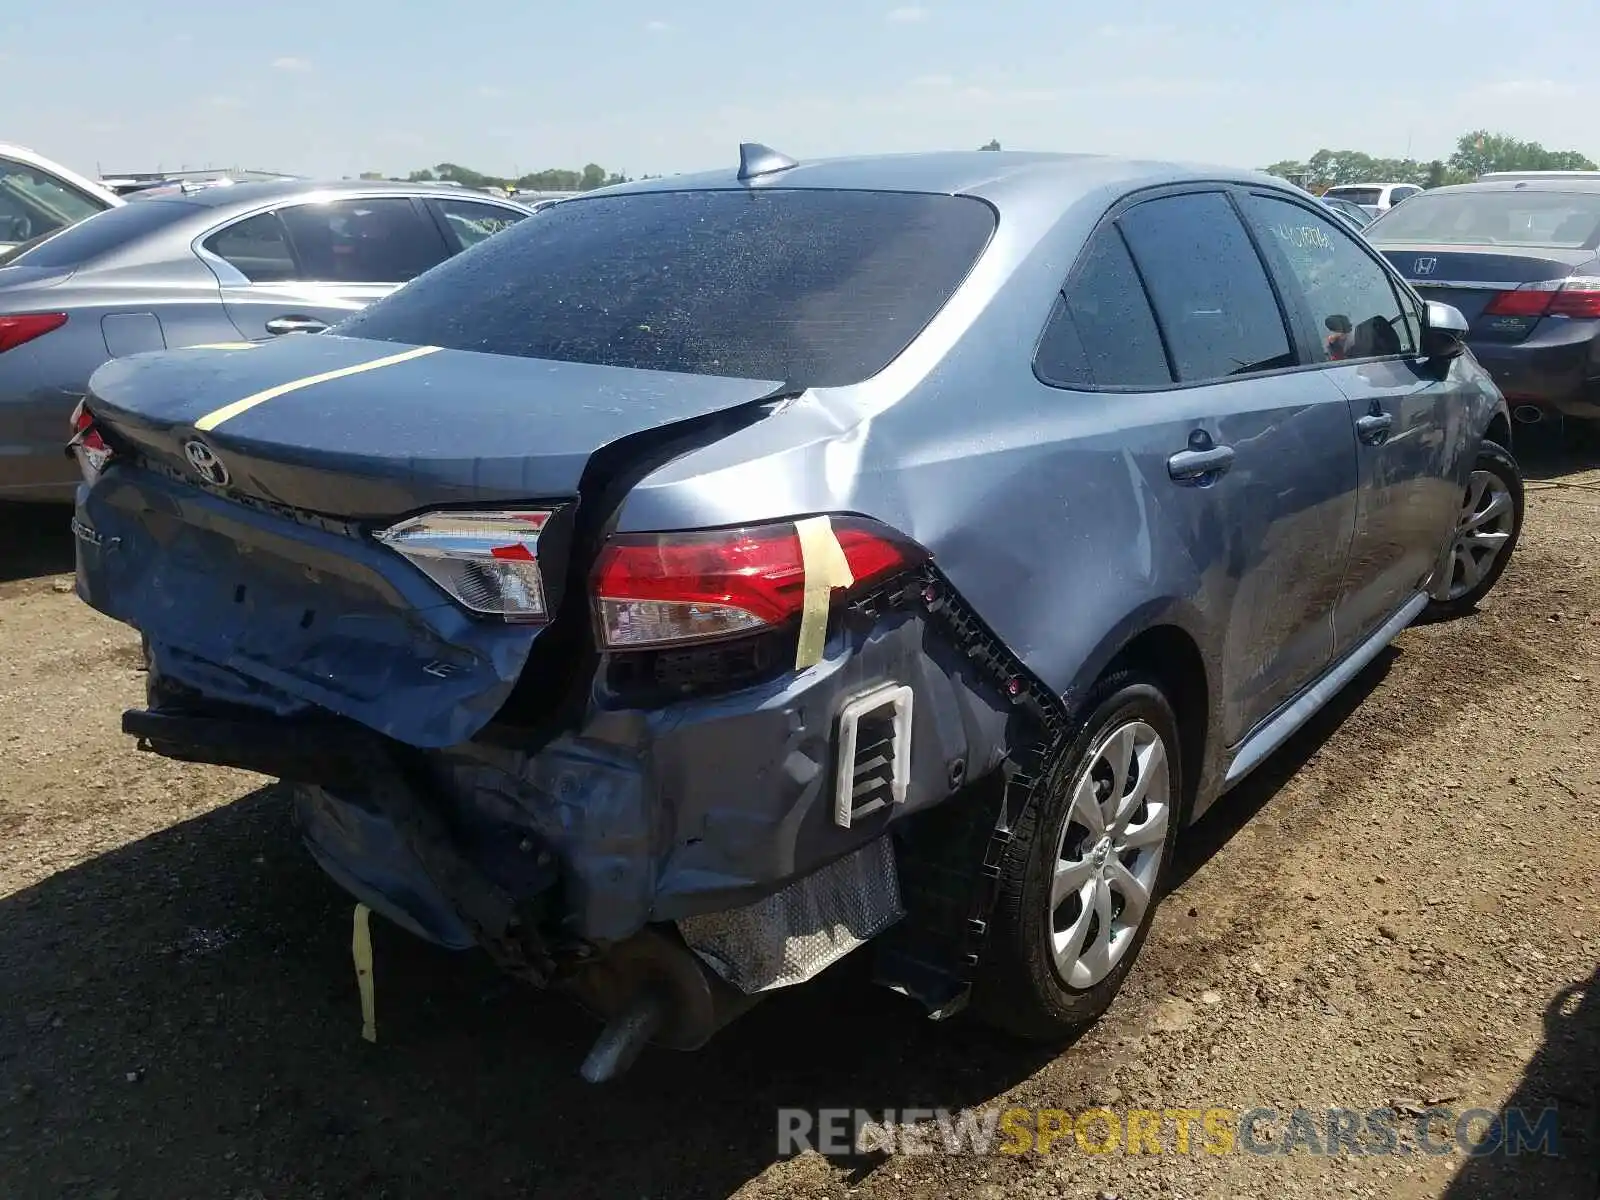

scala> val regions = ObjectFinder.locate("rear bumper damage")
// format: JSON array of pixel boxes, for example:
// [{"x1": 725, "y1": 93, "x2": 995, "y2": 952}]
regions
[{"x1": 125, "y1": 582, "x2": 1025, "y2": 1075}]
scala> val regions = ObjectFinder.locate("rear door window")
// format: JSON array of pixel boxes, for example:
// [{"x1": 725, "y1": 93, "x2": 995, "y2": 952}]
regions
[
  {"x1": 278, "y1": 197, "x2": 449, "y2": 283},
  {"x1": 1035, "y1": 228, "x2": 1172, "y2": 387},
  {"x1": 430, "y1": 198, "x2": 529, "y2": 252},
  {"x1": 335, "y1": 189, "x2": 997, "y2": 387},
  {"x1": 1116, "y1": 191, "x2": 1296, "y2": 383},
  {"x1": 203, "y1": 211, "x2": 298, "y2": 282},
  {"x1": 1244, "y1": 194, "x2": 1416, "y2": 361}
]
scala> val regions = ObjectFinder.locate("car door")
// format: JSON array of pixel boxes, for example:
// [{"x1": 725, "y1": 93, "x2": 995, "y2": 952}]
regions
[
  {"x1": 1034, "y1": 189, "x2": 1360, "y2": 745},
  {"x1": 201, "y1": 195, "x2": 452, "y2": 339},
  {"x1": 424, "y1": 196, "x2": 531, "y2": 253},
  {"x1": 1239, "y1": 190, "x2": 1462, "y2": 656}
]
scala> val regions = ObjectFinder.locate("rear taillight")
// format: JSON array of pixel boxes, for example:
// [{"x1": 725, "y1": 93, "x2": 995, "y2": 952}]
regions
[
  {"x1": 0, "y1": 312, "x2": 68, "y2": 354},
  {"x1": 1483, "y1": 276, "x2": 1600, "y2": 320},
  {"x1": 67, "y1": 399, "x2": 113, "y2": 485},
  {"x1": 376, "y1": 510, "x2": 556, "y2": 621},
  {"x1": 591, "y1": 516, "x2": 927, "y2": 650}
]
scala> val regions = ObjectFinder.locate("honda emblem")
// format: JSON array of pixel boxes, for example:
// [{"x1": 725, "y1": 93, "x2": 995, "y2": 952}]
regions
[{"x1": 1413, "y1": 256, "x2": 1438, "y2": 277}]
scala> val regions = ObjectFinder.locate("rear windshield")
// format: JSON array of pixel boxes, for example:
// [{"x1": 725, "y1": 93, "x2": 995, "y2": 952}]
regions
[
  {"x1": 334, "y1": 188, "x2": 997, "y2": 388},
  {"x1": 0, "y1": 198, "x2": 199, "y2": 268},
  {"x1": 1367, "y1": 190, "x2": 1600, "y2": 248},
  {"x1": 1325, "y1": 188, "x2": 1382, "y2": 206}
]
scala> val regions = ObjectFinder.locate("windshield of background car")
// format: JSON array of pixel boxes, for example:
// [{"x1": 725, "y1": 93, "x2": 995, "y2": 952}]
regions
[
  {"x1": 1367, "y1": 190, "x2": 1600, "y2": 249},
  {"x1": 333, "y1": 188, "x2": 997, "y2": 387},
  {"x1": 1325, "y1": 187, "x2": 1382, "y2": 206},
  {"x1": 0, "y1": 198, "x2": 200, "y2": 268}
]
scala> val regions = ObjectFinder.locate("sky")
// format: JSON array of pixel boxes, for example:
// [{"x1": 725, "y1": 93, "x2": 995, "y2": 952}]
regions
[{"x1": 7, "y1": 0, "x2": 1600, "y2": 182}]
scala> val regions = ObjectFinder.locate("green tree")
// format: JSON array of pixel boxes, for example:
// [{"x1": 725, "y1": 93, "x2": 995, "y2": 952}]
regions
[
  {"x1": 1449, "y1": 130, "x2": 1597, "y2": 178},
  {"x1": 978, "y1": 139, "x2": 1001, "y2": 151}
]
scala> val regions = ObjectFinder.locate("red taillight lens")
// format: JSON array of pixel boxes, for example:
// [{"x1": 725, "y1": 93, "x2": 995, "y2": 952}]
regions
[
  {"x1": 1483, "y1": 277, "x2": 1600, "y2": 320},
  {"x1": 376, "y1": 510, "x2": 556, "y2": 621},
  {"x1": 0, "y1": 312, "x2": 68, "y2": 354},
  {"x1": 591, "y1": 516, "x2": 928, "y2": 650},
  {"x1": 68, "y1": 399, "x2": 113, "y2": 484},
  {"x1": 1547, "y1": 278, "x2": 1600, "y2": 318}
]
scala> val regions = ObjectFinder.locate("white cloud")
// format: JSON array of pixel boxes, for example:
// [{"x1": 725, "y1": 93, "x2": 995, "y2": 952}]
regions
[
  {"x1": 270, "y1": 56, "x2": 313, "y2": 73},
  {"x1": 1095, "y1": 21, "x2": 1177, "y2": 39},
  {"x1": 476, "y1": 85, "x2": 509, "y2": 98},
  {"x1": 909, "y1": 73, "x2": 954, "y2": 89},
  {"x1": 886, "y1": 6, "x2": 927, "y2": 23},
  {"x1": 1473, "y1": 78, "x2": 1584, "y2": 100},
  {"x1": 645, "y1": 19, "x2": 670, "y2": 32},
  {"x1": 205, "y1": 95, "x2": 245, "y2": 109}
]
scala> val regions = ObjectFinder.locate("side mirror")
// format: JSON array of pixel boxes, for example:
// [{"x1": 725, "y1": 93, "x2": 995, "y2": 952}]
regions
[{"x1": 1421, "y1": 300, "x2": 1469, "y2": 360}]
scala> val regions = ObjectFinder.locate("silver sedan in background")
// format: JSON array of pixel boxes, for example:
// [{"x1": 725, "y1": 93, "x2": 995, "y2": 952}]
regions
[{"x1": 0, "y1": 180, "x2": 532, "y2": 501}]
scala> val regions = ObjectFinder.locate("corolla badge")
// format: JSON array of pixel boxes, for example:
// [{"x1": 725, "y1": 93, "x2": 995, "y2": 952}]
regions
[
  {"x1": 182, "y1": 439, "x2": 231, "y2": 486},
  {"x1": 1413, "y1": 256, "x2": 1438, "y2": 276}
]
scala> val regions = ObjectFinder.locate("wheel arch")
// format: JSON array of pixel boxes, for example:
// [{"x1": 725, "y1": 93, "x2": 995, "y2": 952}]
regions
[{"x1": 1065, "y1": 607, "x2": 1217, "y2": 826}]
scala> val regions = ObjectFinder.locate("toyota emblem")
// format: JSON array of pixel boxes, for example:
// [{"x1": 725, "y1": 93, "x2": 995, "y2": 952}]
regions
[{"x1": 182, "y1": 439, "x2": 231, "y2": 487}]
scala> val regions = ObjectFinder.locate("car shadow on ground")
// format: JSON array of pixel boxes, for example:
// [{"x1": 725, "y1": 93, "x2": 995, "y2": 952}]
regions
[
  {"x1": 0, "y1": 502, "x2": 75, "y2": 584},
  {"x1": 0, "y1": 649, "x2": 1414, "y2": 1200},
  {"x1": 1512, "y1": 422, "x2": 1600, "y2": 483},
  {"x1": 1439, "y1": 965, "x2": 1600, "y2": 1200}
]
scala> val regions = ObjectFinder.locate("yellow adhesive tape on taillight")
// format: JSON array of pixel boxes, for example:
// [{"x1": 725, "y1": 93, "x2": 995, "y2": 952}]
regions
[
  {"x1": 194, "y1": 344, "x2": 440, "y2": 432},
  {"x1": 794, "y1": 515, "x2": 855, "y2": 670},
  {"x1": 352, "y1": 903, "x2": 377, "y2": 1044}
]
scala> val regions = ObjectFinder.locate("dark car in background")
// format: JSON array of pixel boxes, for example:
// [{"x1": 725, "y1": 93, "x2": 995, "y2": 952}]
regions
[
  {"x1": 0, "y1": 180, "x2": 531, "y2": 501},
  {"x1": 1320, "y1": 195, "x2": 1372, "y2": 230},
  {"x1": 70, "y1": 148, "x2": 1518, "y2": 1081},
  {"x1": 1366, "y1": 178, "x2": 1600, "y2": 428}
]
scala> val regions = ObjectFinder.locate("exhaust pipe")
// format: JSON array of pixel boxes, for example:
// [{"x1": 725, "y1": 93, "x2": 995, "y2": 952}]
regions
[{"x1": 1513, "y1": 405, "x2": 1545, "y2": 424}]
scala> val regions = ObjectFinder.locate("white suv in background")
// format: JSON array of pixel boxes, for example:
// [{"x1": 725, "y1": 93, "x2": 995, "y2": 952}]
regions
[
  {"x1": 1321, "y1": 182, "x2": 1423, "y2": 218},
  {"x1": 0, "y1": 143, "x2": 123, "y2": 253}
]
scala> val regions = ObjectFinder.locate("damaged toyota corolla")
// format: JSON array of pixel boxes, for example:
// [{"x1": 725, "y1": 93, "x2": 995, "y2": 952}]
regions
[{"x1": 68, "y1": 146, "x2": 1523, "y2": 1082}]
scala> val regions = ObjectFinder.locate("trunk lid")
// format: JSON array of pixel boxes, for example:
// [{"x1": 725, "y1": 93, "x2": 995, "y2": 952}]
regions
[
  {"x1": 86, "y1": 333, "x2": 785, "y2": 517},
  {"x1": 1375, "y1": 242, "x2": 1597, "y2": 344},
  {"x1": 77, "y1": 334, "x2": 786, "y2": 748}
]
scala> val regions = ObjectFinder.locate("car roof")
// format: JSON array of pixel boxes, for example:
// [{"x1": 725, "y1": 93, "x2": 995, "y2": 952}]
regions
[
  {"x1": 148, "y1": 178, "x2": 533, "y2": 211},
  {"x1": 1411, "y1": 178, "x2": 1600, "y2": 198},
  {"x1": 1326, "y1": 182, "x2": 1414, "y2": 190},
  {"x1": 589, "y1": 149, "x2": 1291, "y2": 205}
]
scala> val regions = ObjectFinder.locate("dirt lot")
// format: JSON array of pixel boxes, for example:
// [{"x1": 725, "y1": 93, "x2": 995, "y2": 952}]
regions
[{"x1": 3, "y1": 439, "x2": 1598, "y2": 1200}]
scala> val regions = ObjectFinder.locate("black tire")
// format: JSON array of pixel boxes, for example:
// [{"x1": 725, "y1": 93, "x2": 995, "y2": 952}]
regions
[
  {"x1": 1424, "y1": 438, "x2": 1523, "y2": 622},
  {"x1": 971, "y1": 670, "x2": 1183, "y2": 1041}
]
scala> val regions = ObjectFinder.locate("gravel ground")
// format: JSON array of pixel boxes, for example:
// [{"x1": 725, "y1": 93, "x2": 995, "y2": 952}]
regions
[{"x1": 2, "y1": 438, "x2": 1597, "y2": 1200}]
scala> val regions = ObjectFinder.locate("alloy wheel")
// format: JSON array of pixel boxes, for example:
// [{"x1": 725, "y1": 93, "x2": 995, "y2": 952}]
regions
[
  {"x1": 1048, "y1": 719, "x2": 1172, "y2": 989},
  {"x1": 1446, "y1": 468, "x2": 1515, "y2": 602}
]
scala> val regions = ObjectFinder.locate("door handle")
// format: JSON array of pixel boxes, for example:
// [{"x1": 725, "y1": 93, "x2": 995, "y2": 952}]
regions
[
  {"x1": 1356, "y1": 411, "x2": 1394, "y2": 444},
  {"x1": 1166, "y1": 444, "x2": 1236, "y2": 484},
  {"x1": 265, "y1": 315, "x2": 329, "y2": 336}
]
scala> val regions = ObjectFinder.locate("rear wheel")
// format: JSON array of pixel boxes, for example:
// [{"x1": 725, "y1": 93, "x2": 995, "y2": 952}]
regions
[
  {"x1": 971, "y1": 671, "x2": 1182, "y2": 1041},
  {"x1": 1424, "y1": 438, "x2": 1522, "y2": 622}
]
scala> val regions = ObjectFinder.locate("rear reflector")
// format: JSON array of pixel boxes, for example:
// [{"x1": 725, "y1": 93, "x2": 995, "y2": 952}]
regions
[
  {"x1": 67, "y1": 399, "x2": 112, "y2": 485},
  {"x1": 1483, "y1": 276, "x2": 1600, "y2": 320},
  {"x1": 591, "y1": 516, "x2": 927, "y2": 650},
  {"x1": 0, "y1": 312, "x2": 68, "y2": 354},
  {"x1": 376, "y1": 510, "x2": 555, "y2": 621}
]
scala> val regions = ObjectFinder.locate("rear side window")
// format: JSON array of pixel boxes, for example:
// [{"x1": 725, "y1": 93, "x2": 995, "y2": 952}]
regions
[
  {"x1": 1245, "y1": 194, "x2": 1415, "y2": 361},
  {"x1": 335, "y1": 189, "x2": 996, "y2": 388},
  {"x1": 1035, "y1": 228, "x2": 1171, "y2": 387},
  {"x1": 0, "y1": 198, "x2": 197, "y2": 268},
  {"x1": 1118, "y1": 192, "x2": 1295, "y2": 383},
  {"x1": 1326, "y1": 187, "x2": 1382, "y2": 207},
  {"x1": 203, "y1": 212, "x2": 297, "y2": 282},
  {"x1": 431, "y1": 198, "x2": 528, "y2": 251},
  {"x1": 279, "y1": 198, "x2": 448, "y2": 283}
]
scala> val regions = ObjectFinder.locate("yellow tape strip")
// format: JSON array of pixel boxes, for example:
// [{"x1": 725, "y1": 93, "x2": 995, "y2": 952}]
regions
[
  {"x1": 352, "y1": 903, "x2": 376, "y2": 1044},
  {"x1": 793, "y1": 515, "x2": 855, "y2": 670},
  {"x1": 194, "y1": 344, "x2": 440, "y2": 432}
]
